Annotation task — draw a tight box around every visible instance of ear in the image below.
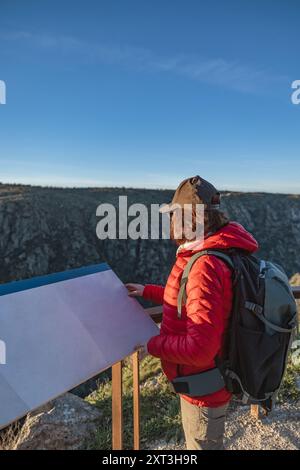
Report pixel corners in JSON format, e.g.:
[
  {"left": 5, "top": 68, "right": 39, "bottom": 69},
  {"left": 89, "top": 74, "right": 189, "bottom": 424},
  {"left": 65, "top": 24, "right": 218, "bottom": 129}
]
[
  {"left": 190, "top": 175, "right": 201, "bottom": 186},
  {"left": 211, "top": 193, "right": 221, "bottom": 205}
]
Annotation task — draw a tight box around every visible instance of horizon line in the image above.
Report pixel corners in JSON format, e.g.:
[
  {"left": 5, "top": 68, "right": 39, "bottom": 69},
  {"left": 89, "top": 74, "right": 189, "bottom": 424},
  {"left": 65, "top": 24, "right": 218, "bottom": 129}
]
[{"left": 1, "top": 180, "right": 300, "bottom": 196}]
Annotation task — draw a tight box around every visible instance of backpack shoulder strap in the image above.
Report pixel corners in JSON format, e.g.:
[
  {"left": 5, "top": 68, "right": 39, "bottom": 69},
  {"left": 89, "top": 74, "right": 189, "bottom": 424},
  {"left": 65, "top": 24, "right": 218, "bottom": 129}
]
[{"left": 177, "top": 249, "right": 234, "bottom": 319}]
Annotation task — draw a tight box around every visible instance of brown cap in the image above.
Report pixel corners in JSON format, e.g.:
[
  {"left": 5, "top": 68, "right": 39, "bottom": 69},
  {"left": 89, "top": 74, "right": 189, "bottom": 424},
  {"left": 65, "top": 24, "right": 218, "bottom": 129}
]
[{"left": 160, "top": 175, "right": 221, "bottom": 213}]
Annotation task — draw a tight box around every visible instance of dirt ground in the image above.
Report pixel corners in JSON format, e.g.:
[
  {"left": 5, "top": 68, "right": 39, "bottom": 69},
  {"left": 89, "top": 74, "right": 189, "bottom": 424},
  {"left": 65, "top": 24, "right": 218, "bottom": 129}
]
[{"left": 148, "top": 401, "right": 300, "bottom": 450}]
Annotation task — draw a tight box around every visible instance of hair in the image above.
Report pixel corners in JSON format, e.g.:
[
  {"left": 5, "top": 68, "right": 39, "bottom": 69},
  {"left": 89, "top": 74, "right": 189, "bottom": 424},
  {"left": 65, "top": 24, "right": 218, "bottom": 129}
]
[{"left": 170, "top": 205, "right": 230, "bottom": 246}]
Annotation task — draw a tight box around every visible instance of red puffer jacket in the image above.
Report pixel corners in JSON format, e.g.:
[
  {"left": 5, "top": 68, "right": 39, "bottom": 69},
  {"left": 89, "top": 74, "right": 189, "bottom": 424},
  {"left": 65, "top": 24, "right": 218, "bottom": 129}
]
[{"left": 144, "top": 222, "right": 259, "bottom": 408}]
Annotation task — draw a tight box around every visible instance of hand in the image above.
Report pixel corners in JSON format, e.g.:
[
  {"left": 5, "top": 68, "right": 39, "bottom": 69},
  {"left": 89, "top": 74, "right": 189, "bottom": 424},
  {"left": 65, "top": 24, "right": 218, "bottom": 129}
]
[
  {"left": 133, "top": 343, "right": 148, "bottom": 361},
  {"left": 125, "top": 283, "right": 145, "bottom": 297}
]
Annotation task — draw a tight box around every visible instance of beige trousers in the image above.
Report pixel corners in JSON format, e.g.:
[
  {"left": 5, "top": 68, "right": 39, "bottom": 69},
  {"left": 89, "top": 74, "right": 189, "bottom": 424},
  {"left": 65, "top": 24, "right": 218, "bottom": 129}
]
[{"left": 180, "top": 397, "right": 228, "bottom": 450}]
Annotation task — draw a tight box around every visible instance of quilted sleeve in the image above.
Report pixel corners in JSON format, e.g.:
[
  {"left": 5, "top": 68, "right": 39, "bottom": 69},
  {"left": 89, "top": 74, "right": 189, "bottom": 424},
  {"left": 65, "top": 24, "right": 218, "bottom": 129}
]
[
  {"left": 147, "top": 256, "right": 229, "bottom": 366},
  {"left": 143, "top": 284, "right": 165, "bottom": 305}
]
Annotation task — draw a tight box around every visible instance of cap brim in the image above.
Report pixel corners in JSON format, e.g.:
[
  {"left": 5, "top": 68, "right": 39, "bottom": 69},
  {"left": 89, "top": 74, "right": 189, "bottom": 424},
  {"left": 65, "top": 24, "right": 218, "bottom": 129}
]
[
  {"left": 159, "top": 202, "right": 183, "bottom": 213},
  {"left": 159, "top": 203, "right": 173, "bottom": 213}
]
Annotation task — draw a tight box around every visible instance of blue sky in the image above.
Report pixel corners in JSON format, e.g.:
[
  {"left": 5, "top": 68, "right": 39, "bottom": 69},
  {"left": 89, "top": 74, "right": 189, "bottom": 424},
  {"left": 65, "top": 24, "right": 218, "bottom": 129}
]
[{"left": 0, "top": 0, "right": 299, "bottom": 192}]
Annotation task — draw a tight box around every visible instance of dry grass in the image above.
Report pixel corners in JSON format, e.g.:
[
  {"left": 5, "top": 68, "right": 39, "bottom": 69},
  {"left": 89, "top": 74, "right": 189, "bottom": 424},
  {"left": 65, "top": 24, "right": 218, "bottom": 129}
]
[{"left": 0, "top": 422, "right": 22, "bottom": 450}]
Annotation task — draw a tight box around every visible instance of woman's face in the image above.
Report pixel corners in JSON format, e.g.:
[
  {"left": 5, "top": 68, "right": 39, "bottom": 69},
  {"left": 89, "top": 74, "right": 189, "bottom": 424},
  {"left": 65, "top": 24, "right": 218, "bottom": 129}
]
[
  {"left": 170, "top": 209, "right": 183, "bottom": 245},
  {"left": 170, "top": 205, "right": 204, "bottom": 245}
]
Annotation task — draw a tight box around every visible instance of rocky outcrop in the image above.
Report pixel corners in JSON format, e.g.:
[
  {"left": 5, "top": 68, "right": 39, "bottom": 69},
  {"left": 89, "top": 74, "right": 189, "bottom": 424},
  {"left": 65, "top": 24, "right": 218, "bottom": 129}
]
[
  {"left": 0, "top": 184, "right": 300, "bottom": 287},
  {"left": 11, "top": 393, "right": 102, "bottom": 450}
]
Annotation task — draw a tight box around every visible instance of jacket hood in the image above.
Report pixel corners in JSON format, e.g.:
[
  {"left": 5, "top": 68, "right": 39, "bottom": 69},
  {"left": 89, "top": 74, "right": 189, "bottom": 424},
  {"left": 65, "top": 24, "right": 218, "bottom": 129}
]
[{"left": 177, "top": 222, "right": 259, "bottom": 255}]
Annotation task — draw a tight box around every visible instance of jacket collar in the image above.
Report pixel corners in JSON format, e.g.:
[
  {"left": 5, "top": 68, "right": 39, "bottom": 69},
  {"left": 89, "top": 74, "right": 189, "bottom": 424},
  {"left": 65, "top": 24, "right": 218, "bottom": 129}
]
[{"left": 176, "top": 231, "right": 215, "bottom": 255}]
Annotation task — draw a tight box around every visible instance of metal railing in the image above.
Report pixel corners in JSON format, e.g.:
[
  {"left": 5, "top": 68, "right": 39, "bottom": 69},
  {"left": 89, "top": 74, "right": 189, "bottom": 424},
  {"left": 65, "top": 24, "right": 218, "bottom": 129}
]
[{"left": 111, "top": 286, "right": 300, "bottom": 449}]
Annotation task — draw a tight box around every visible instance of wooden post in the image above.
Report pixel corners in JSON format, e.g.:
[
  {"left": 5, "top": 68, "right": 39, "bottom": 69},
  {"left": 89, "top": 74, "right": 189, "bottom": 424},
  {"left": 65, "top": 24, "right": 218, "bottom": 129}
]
[
  {"left": 132, "top": 351, "right": 140, "bottom": 450},
  {"left": 110, "top": 306, "right": 162, "bottom": 450},
  {"left": 250, "top": 404, "right": 269, "bottom": 419},
  {"left": 112, "top": 361, "right": 123, "bottom": 450},
  {"left": 250, "top": 404, "right": 260, "bottom": 419}
]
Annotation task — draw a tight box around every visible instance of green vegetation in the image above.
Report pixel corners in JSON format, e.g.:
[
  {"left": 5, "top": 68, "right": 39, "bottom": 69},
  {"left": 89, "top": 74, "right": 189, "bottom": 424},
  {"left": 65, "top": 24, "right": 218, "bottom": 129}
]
[
  {"left": 86, "top": 349, "right": 300, "bottom": 449},
  {"left": 278, "top": 334, "right": 300, "bottom": 402},
  {"left": 281, "top": 362, "right": 300, "bottom": 401},
  {"left": 86, "top": 356, "right": 183, "bottom": 450},
  {"left": 278, "top": 361, "right": 300, "bottom": 403}
]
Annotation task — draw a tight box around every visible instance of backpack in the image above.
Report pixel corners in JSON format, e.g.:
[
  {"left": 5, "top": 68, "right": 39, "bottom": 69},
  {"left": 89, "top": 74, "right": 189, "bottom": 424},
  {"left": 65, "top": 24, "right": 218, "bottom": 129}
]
[{"left": 177, "top": 248, "right": 298, "bottom": 411}]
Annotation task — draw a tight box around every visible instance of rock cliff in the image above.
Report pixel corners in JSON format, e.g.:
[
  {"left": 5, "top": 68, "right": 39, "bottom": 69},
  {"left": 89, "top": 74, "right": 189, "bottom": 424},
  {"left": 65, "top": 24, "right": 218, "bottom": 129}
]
[{"left": 1, "top": 184, "right": 300, "bottom": 286}]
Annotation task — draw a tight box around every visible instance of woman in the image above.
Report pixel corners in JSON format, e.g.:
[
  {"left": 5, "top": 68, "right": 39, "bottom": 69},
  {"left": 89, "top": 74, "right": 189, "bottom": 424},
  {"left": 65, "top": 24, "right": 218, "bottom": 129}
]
[{"left": 126, "top": 175, "right": 259, "bottom": 450}]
